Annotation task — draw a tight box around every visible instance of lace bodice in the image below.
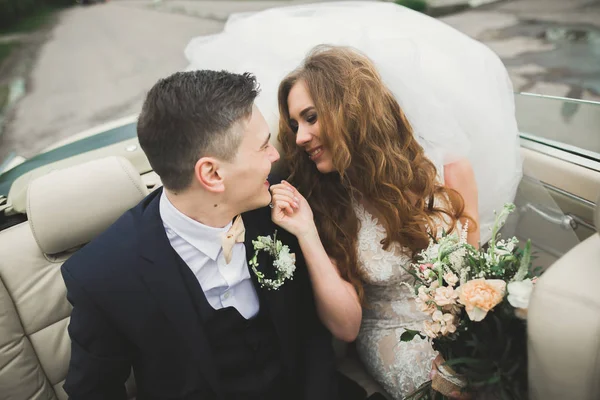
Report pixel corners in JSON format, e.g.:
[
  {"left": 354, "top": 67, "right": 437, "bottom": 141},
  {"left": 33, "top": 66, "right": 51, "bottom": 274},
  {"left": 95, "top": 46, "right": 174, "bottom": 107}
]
[{"left": 353, "top": 203, "right": 438, "bottom": 399}]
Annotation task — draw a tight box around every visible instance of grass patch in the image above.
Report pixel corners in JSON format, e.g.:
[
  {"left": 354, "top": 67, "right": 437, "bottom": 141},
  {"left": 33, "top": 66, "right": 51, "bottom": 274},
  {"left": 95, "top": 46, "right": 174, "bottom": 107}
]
[
  {"left": 0, "top": 5, "right": 63, "bottom": 35},
  {"left": 395, "top": 0, "right": 428, "bottom": 13},
  {"left": 0, "top": 42, "right": 19, "bottom": 67}
]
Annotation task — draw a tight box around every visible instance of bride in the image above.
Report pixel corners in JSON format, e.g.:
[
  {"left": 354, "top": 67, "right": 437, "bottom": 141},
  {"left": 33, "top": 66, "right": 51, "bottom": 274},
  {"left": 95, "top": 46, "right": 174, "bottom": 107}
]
[
  {"left": 270, "top": 44, "right": 478, "bottom": 398},
  {"left": 185, "top": 2, "right": 522, "bottom": 398},
  {"left": 184, "top": 1, "right": 522, "bottom": 242}
]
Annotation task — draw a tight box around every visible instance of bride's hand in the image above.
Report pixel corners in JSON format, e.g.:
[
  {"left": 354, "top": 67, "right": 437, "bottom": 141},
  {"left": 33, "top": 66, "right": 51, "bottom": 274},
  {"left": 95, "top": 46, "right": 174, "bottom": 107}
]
[{"left": 270, "top": 181, "right": 316, "bottom": 238}]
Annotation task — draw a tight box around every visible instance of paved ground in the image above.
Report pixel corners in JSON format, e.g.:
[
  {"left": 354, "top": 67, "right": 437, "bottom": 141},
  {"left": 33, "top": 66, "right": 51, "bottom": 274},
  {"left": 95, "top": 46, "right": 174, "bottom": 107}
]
[
  {"left": 0, "top": 2, "right": 224, "bottom": 160},
  {"left": 0, "top": 0, "right": 598, "bottom": 161},
  {"left": 441, "top": 0, "right": 600, "bottom": 100}
]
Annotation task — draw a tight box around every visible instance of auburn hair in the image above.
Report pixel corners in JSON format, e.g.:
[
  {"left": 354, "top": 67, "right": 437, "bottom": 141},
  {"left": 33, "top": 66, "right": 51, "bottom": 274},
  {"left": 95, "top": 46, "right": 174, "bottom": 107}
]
[{"left": 277, "top": 45, "right": 473, "bottom": 302}]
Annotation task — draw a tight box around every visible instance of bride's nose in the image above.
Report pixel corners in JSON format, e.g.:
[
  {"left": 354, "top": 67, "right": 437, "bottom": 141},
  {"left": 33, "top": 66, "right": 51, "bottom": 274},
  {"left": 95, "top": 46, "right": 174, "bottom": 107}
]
[{"left": 295, "top": 124, "right": 311, "bottom": 146}]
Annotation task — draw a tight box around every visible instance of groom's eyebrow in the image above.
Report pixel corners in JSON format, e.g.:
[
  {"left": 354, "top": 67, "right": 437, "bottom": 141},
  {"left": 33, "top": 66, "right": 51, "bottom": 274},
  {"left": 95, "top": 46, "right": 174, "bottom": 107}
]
[{"left": 261, "top": 133, "right": 271, "bottom": 148}]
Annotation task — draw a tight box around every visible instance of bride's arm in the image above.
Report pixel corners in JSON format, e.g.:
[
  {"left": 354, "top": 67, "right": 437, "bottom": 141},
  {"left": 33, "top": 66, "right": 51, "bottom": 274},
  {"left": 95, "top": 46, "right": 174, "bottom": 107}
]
[
  {"left": 444, "top": 158, "right": 480, "bottom": 247},
  {"left": 270, "top": 181, "right": 362, "bottom": 342},
  {"left": 297, "top": 231, "right": 362, "bottom": 342}
]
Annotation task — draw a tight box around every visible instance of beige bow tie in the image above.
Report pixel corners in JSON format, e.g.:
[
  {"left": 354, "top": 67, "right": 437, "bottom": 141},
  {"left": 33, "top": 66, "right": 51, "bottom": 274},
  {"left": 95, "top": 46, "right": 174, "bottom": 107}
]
[{"left": 221, "top": 215, "right": 245, "bottom": 264}]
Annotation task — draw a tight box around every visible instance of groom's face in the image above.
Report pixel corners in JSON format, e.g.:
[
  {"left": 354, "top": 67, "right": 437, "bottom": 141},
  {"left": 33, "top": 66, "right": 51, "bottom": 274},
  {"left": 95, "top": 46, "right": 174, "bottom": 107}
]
[{"left": 222, "top": 105, "right": 280, "bottom": 213}]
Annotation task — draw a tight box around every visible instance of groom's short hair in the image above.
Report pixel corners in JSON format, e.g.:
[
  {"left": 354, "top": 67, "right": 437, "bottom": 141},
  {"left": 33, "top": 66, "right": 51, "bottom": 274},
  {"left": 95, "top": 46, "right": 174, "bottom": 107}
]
[{"left": 137, "top": 70, "right": 260, "bottom": 192}]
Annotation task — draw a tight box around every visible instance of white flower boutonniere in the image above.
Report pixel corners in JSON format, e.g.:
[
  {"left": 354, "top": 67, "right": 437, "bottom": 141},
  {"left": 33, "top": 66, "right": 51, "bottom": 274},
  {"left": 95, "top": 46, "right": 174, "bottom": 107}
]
[{"left": 249, "top": 230, "right": 296, "bottom": 290}]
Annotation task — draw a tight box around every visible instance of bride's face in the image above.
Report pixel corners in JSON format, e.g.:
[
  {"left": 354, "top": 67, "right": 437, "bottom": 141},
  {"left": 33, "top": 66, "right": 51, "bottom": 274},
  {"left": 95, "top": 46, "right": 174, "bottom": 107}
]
[{"left": 287, "top": 81, "right": 334, "bottom": 174}]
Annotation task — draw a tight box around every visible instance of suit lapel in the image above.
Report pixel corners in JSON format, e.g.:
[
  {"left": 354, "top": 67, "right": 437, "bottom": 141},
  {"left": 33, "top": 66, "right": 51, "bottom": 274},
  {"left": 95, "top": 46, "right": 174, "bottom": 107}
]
[
  {"left": 242, "top": 210, "right": 294, "bottom": 370},
  {"left": 134, "top": 190, "right": 221, "bottom": 396}
]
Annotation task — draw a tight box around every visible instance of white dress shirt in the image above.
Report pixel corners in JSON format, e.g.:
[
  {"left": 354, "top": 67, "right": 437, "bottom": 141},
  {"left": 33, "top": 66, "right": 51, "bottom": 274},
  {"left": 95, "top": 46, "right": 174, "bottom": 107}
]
[{"left": 159, "top": 191, "right": 260, "bottom": 319}]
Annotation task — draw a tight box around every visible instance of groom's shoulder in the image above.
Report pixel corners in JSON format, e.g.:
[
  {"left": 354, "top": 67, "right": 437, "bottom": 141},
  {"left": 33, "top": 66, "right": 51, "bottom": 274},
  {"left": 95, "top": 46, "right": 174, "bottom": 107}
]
[{"left": 62, "top": 193, "right": 154, "bottom": 283}]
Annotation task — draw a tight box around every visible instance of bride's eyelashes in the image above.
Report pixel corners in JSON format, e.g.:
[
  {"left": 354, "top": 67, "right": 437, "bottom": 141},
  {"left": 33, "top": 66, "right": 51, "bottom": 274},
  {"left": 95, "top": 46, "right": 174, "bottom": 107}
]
[
  {"left": 289, "top": 114, "right": 318, "bottom": 134},
  {"left": 306, "top": 113, "right": 317, "bottom": 124}
]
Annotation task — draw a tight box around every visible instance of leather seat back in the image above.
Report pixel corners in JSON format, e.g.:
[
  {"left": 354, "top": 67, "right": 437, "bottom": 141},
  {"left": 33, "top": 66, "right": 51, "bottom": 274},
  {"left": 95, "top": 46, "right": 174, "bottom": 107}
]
[
  {"left": 528, "top": 196, "right": 600, "bottom": 400},
  {"left": 0, "top": 156, "right": 148, "bottom": 399}
]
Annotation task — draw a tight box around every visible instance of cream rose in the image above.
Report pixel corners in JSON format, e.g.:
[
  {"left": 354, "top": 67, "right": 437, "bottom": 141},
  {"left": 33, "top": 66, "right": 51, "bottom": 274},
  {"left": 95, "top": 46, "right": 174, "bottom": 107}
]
[
  {"left": 415, "top": 286, "right": 436, "bottom": 315},
  {"left": 432, "top": 310, "right": 457, "bottom": 336},
  {"left": 456, "top": 278, "right": 506, "bottom": 322},
  {"left": 434, "top": 286, "right": 459, "bottom": 306},
  {"left": 423, "top": 320, "right": 442, "bottom": 338}
]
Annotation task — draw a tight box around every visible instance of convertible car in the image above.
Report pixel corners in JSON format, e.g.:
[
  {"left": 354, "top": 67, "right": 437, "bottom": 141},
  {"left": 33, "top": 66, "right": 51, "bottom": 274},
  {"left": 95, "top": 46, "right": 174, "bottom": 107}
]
[{"left": 0, "top": 92, "right": 598, "bottom": 399}]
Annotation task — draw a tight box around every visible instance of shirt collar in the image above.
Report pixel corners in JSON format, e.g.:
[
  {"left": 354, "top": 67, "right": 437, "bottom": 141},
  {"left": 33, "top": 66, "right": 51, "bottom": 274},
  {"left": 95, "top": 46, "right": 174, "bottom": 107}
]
[{"left": 159, "top": 190, "right": 232, "bottom": 261}]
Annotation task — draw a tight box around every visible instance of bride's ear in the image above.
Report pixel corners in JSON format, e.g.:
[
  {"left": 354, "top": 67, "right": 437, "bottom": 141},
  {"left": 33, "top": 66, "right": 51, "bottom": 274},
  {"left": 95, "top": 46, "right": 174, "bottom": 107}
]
[{"left": 195, "top": 157, "right": 225, "bottom": 193}]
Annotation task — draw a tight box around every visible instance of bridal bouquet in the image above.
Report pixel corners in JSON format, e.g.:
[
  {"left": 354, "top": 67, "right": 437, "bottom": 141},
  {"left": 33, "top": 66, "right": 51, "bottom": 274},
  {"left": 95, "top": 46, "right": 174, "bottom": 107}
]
[{"left": 402, "top": 204, "right": 540, "bottom": 399}]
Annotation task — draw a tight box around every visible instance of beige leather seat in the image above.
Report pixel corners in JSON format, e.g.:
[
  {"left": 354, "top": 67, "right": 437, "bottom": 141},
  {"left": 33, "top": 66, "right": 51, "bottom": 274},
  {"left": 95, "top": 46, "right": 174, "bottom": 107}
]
[
  {"left": 528, "top": 196, "right": 600, "bottom": 400},
  {"left": 0, "top": 156, "right": 147, "bottom": 399}
]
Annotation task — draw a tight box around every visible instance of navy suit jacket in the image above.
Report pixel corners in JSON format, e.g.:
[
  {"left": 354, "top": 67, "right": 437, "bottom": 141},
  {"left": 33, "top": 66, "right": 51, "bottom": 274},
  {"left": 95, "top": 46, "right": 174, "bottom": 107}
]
[{"left": 61, "top": 184, "right": 358, "bottom": 400}]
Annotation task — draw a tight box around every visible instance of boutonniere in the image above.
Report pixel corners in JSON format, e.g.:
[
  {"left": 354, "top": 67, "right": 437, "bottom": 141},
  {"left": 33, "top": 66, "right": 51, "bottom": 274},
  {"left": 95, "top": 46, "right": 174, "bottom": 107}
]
[{"left": 249, "top": 230, "right": 296, "bottom": 290}]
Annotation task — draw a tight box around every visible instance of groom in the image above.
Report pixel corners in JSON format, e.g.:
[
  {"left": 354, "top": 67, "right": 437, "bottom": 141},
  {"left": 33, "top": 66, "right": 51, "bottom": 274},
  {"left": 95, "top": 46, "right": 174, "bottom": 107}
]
[{"left": 61, "top": 70, "right": 365, "bottom": 400}]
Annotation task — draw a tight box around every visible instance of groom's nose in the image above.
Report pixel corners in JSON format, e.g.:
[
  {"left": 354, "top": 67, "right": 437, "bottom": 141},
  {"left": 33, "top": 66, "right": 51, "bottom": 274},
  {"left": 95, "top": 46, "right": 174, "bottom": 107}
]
[{"left": 269, "top": 145, "right": 280, "bottom": 163}]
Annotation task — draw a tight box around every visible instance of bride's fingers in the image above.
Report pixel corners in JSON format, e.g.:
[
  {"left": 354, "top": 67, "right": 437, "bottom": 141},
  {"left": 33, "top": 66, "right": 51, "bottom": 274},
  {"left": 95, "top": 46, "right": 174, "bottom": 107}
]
[
  {"left": 283, "top": 182, "right": 307, "bottom": 204},
  {"left": 271, "top": 188, "right": 299, "bottom": 207},
  {"left": 281, "top": 180, "right": 300, "bottom": 197},
  {"left": 272, "top": 195, "right": 295, "bottom": 214}
]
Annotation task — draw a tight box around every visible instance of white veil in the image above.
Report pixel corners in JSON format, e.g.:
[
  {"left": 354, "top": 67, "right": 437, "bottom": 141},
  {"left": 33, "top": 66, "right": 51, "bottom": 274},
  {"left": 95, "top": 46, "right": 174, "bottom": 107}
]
[{"left": 184, "top": 1, "right": 523, "bottom": 243}]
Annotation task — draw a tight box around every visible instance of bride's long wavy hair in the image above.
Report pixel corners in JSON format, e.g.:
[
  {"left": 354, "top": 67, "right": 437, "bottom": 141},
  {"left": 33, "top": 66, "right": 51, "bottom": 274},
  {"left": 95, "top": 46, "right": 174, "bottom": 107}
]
[{"left": 277, "top": 45, "right": 472, "bottom": 302}]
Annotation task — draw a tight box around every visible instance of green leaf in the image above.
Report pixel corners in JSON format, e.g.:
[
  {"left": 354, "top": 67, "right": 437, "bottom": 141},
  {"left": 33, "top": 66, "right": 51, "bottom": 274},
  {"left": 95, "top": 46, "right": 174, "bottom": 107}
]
[
  {"left": 400, "top": 329, "right": 426, "bottom": 342},
  {"left": 512, "top": 239, "right": 531, "bottom": 281}
]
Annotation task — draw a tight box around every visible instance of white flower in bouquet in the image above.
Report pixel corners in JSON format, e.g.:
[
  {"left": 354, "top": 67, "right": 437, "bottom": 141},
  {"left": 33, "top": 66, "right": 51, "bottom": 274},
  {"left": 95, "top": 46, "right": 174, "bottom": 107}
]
[
  {"left": 415, "top": 286, "right": 437, "bottom": 315},
  {"left": 424, "top": 310, "right": 458, "bottom": 338},
  {"left": 423, "top": 320, "right": 442, "bottom": 338},
  {"left": 507, "top": 278, "right": 535, "bottom": 319},
  {"left": 443, "top": 272, "right": 459, "bottom": 287}
]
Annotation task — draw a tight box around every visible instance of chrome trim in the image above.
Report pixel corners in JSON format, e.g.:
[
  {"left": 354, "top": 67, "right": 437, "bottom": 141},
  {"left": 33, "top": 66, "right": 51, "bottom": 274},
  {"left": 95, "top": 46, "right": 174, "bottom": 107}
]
[
  {"left": 520, "top": 132, "right": 600, "bottom": 162},
  {"left": 517, "top": 92, "right": 600, "bottom": 106},
  {"left": 533, "top": 178, "right": 597, "bottom": 209},
  {"left": 519, "top": 137, "right": 600, "bottom": 173}
]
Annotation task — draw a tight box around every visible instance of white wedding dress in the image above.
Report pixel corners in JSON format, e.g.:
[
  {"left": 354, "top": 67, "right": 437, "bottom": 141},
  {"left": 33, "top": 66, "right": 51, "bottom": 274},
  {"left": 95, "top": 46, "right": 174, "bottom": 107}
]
[{"left": 184, "top": 1, "right": 523, "bottom": 244}]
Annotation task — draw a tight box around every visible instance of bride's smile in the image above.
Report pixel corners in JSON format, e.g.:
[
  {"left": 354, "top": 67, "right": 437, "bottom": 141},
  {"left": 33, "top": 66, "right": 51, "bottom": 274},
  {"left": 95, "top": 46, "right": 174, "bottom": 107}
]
[{"left": 286, "top": 80, "right": 335, "bottom": 174}]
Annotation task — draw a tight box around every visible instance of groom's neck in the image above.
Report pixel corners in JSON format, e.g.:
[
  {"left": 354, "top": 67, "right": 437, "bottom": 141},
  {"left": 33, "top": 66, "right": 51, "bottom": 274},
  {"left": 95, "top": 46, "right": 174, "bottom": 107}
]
[{"left": 164, "top": 188, "right": 235, "bottom": 229}]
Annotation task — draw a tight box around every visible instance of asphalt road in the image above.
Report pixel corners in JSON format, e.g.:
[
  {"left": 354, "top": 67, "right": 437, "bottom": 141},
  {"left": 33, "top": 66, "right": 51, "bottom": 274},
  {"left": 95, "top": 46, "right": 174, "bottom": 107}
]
[{"left": 0, "top": 1, "right": 224, "bottom": 160}]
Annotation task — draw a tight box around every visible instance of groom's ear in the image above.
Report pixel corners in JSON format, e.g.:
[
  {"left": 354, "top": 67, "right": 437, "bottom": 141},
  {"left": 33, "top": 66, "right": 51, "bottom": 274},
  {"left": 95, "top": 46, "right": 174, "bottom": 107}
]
[{"left": 195, "top": 157, "right": 225, "bottom": 193}]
